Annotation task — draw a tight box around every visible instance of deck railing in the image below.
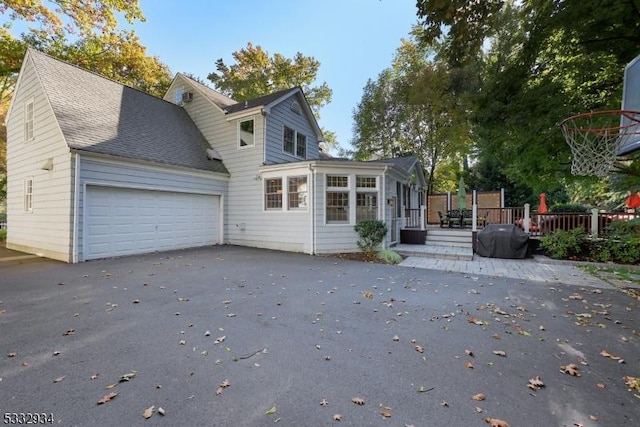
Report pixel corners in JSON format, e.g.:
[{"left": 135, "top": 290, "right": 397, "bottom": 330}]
[{"left": 404, "top": 208, "right": 424, "bottom": 229}]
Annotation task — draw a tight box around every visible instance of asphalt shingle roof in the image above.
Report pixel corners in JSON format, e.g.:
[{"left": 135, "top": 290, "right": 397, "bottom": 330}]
[
  {"left": 370, "top": 156, "right": 420, "bottom": 174},
  {"left": 223, "top": 87, "right": 299, "bottom": 114},
  {"left": 28, "top": 49, "right": 227, "bottom": 174},
  {"left": 179, "top": 74, "right": 236, "bottom": 110}
]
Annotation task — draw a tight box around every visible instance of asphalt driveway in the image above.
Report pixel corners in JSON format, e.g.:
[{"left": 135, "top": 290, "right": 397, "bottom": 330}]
[{"left": 1, "top": 246, "right": 639, "bottom": 426}]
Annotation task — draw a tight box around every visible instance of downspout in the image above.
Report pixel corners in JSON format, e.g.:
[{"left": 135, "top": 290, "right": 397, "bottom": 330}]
[
  {"left": 381, "top": 166, "right": 388, "bottom": 249},
  {"left": 72, "top": 152, "right": 80, "bottom": 263},
  {"left": 261, "top": 108, "right": 267, "bottom": 164},
  {"left": 310, "top": 163, "right": 316, "bottom": 255}
]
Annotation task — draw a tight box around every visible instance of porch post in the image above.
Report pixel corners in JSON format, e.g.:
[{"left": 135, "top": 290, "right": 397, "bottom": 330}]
[
  {"left": 591, "top": 208, "right": 599, "bottom": 238},
  {"left": 401, "top": 205, "right": 406, "bottom": 229},
  {"left": 524, "top": 203, "right": 530, "bottom": 233},
  {"left": 420, "top": 205, "right": 425, "bottom": 231},
  {"left": 472, "top": 204, "right": 478, "bottom": 232}
]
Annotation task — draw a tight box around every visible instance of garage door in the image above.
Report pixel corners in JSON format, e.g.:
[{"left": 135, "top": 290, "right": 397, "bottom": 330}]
[{"left": 84, "top": 186, "right": 220, "bottom": 260}]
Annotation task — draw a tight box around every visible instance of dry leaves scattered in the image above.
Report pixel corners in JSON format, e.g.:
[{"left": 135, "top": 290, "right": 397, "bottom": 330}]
[
  {"left": 97, "top": 392, "right": 118, "bottom": 404},
  {"left": 472, "top": 393, "right": 486, "bottom": 401},
  {"left": 623, "top": 376, "right": 640, "bottom": 392},
  {"left": 486, "top": 417, "right": 510, "bottom": 427},
  {"left": 363, "top": 291, "right": 373, "bottom": 299},
  {"left": 332, "top": 414, "right": 342, "bottom": 421},
  {"left": 600, "top": 349, "right": 624, "bottom": 363},
  {"left": 53, "top": 375, "right": 65, "bottom": 383},
  {"left": 320, "top": 398, "right": 328, "bottom": 406},
  {"left": 492, "top": 350, "right": 506, "bottom": 357},
  {"left": 414, "top": 345, "right": 424, "bottom": 354},
  {"left": 465, "top": 349, "right": 474, "bottom": 357},
  {"left": 351, "top": 397, "right": 365, "bottom": 405},
  {"left": 465, "top": 361, "right": 474, "bottom": 369},
  {"left": 560, "top": 363, "right": 581, "bottom": 376},
  {"left": 216, "top": 379, "right": 230, "bottom": 395},
  {"left": 527, "top": 376, "right": 544, "bottom": 391},
  {"left": 142, "top": 405, "right": 154, "bottom": 419}
]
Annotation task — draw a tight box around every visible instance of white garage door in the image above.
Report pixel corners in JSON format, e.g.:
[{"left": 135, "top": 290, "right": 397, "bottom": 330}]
[{"left": 85, "top": 186, "right": 220, "bottom": 260}]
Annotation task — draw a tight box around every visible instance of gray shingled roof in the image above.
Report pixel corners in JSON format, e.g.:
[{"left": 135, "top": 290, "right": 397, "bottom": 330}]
[
  {"left": 223, "top": 87, "right": 299, "bottom": 114},
  {"left": 372, "top": 156, "right": 420, "bottom": 174},
  {"left": 28, "top": 49, "right": 227, "bottom": 174}
]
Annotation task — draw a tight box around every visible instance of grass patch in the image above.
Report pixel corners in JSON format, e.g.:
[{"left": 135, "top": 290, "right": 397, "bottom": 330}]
[
  {"left": 0, "top": 229, "right": 6, "bottom": 242},
  {"left": 377, "top": 249, "right": 402, "bottom": 264},
  {"left": 581, "top": 265, "right": 640, "bottom": 286}
]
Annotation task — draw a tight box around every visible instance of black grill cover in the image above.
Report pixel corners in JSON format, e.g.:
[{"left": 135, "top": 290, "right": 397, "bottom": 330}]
[{"left": 476, "top": 224, "right": 529, "bottom": 259}]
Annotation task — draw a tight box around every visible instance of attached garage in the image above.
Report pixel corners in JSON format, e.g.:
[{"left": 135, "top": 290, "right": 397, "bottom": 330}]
[{"left": 83, "top": 186, "right": 222, "bottom": 260}]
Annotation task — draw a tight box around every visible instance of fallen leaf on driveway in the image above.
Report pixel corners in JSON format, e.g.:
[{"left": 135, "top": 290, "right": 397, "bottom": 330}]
[
  {"left": 142, "top": 405, "right": 154, "bottom": 419},
  {"left": 528, "top": 376, "right": 544, "bottom": 391},
  {"left": 216, "top": 379, "right": 230, "bottom": 395},
  {"left": 600, "top": 349, "right": 624, "bottom": 363},
  {"left": 7, "top": 352, "right": 17, "bottom": 358},
  {"left": 363, "top": 291, "right": 373, "bottom": 299},
  {"left": 465, "top": 361, "right": 474, "bottom": 369},
  {"left": 414, "top": 345, "right": 424, "bottom": 353},
  {"left": 623, "top": 376, "right": 640, "bottom": 392},
  {"left": 119, "top": 371, "right": 137, "bottom": 382},
  {"left": 380, "top": 411, "right": 391, "bottom": 418},
  {"left": 597, "top": 383, "right": 605, "bottom": 389},
  {"left": 472, "top": 393, "right": 486, "bottom": 401},
  {"left": 320, "top": 398, "right": 328, "bottom": 406},
  {"left": 351, "top": 397, "right": 365, "bottom": 405},
  {"left": 332, "top": 414, "right": 342, "bottom": 421},
  {"left": 465, "top": 349, "right": 474, "bottom": 357},
  {"left": 485, "top": 417, "right": 510, "bottom": 427},
  {"left": 158, "top": 407, "right": 165, "bottom": 416},
  {"left": 560, "top": 363, "right": 581, "bottom": 376},
  {"left": 265, "top": 406, "right": 277, "bottom": 415},
  {"left": 493, "top": 350, "right": 506, "bottom": 357},
  {"left": 214, "top": 336, "right": 226, "bottom": 344},
  {"left": 63, "top": 329, "right": 75, "bottom": 336},
  {"left": 53, "top": 375, "right": 65, "bottom": 383},
  {"left": 469, "top": 316, "right": 484, "bottom": 325},
  {"left": 97, "top": 392, "right": 118, "bottom": 404}
]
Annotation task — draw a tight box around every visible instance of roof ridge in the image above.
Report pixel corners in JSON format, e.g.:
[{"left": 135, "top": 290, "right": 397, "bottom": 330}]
[{"left": 27, "top": 47, "right": 173, "bottom": 104}]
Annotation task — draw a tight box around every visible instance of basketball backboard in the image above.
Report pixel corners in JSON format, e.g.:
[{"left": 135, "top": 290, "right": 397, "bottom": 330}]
[{"left": 618, "top": 53, "right": 640, "bottom": 155}]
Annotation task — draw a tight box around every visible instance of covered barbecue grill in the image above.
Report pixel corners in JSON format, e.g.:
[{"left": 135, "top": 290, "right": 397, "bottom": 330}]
[{"left": 476, "top": 224, "right": 529, "bottom": 259}]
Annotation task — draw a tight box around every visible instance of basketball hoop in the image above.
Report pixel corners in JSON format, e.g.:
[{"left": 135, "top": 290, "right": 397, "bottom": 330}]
[{"left": 559, "top": 110, "right": 640, "bottom": 176}]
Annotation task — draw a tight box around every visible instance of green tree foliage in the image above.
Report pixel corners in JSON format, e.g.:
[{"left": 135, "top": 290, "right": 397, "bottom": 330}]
[
  {"left": 207, "top": 42, "right": 334, "bottom": 150},
  {"left": 417, "top": 0, "right": 640, "bottom": 197},
  {"left": 351, "top": 32, "right": 474, "bottom": 193},
  {"left": 208, "top": 42, "right": 332, "bottom": 117}
]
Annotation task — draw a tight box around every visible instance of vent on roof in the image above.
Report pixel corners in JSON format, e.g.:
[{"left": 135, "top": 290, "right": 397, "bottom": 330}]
[
  {"left": 182, "top": 92, "right": 193, "bottom": 103},
  {"left": 206, "top": 148, "right": 222, "bottom": 161}
]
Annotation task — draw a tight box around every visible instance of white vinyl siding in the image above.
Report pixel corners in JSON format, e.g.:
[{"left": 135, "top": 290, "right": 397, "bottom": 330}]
[{"left": 6, "top": 53, "right": 73, "bottom": 262}]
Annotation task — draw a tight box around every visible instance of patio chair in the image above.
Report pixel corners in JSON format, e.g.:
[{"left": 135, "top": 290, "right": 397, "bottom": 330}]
[
  {"left": 447, "top": 209, "right": 462, "bottom": 227},
  {"left": 462, "top": 209, "right": 473, "bottom": 228},
  {"left": 437, "top": 211, "right": 449, "bottom": 228}
]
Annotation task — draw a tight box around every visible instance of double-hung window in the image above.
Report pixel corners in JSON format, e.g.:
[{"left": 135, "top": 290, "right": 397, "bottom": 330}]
[
  {"left": 25, "top": 99, "right": 34, "bottom": 141},
  {"left": 288, "top": 176, "right": 308, "bottom": 209},
  {"left": 326, "top": 175, "right": 349, "bottom": 224},
  {"left": 283, "top": 126, "right": 307, "bottom": 159},
  {"left": 356, "top": 176, "right": 378, "bottom": 222},
  {"left": 239, "top": 118, "right": 255, "bottom": 148},
  {"left": 24, "top": 177, "right": 33, "bottom": 212},
  {"left": 265, "top": 178, "right": 283, "bottom": 209}
]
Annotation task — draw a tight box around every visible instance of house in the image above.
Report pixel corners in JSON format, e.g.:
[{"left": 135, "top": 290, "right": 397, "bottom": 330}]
[{"left": 4, "top": 49, "right": 426, "bottom": 262}]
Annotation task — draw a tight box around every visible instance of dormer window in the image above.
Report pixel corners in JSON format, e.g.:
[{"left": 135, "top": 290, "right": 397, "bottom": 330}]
[
  {"left": 238, "top": 118, "right": 255, "bottom": 148},
  {"left": 173, "top": 87, "right": 184, "bottom": 105}
]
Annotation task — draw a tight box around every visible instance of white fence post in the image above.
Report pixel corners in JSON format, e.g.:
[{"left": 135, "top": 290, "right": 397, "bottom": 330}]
[
  {"left": 420, "top": 205, "right": 425, "bottom": 231},
  {"left": 591, "top": 208, "right": 599, "bottom": 238},
  {"left": 524, "top": 203, "right": 531, "bottom": 233},
  {"left": 472, "top": 204, "right": 478, "bottom": 231}
]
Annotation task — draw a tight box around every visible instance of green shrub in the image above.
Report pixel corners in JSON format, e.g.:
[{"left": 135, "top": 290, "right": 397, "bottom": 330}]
[
  {"left": 0, "top": 229, "right": 6, "bottom": 242},
  {"left": 0, "top": 213, "right": 6, "bottom": 222},
  {"left": 592, "top": 218, "right": 640, "bottom": 264},
  {"left": 550, "top": 203, "right": 589, "bottom": 213},
  {"left": 377, "top": 249, "right": 402, "bottom": 264},
  {"left": 354, "top": 220, "right": 387, "bottom": 253},
  {"left": 540, "top": 228, "right": 586, "bottom": 259}
]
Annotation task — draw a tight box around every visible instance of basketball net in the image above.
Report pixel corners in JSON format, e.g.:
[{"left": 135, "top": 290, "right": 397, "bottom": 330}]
[{"left": 559, "top": 110, "right": 640, "bottom": 177}]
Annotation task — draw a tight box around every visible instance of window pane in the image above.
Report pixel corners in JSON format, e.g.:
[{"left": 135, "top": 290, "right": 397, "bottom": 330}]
[
  {"left": 283, "top": 126, "right": 294, "bottom": 154},
  {"left": 265, "top": 178, "right": 282, "bottom": 209},
  {"left": 296, "top": 133, "right": 306, "bottom": 159},
  {"left": 239, "top": 119, "right": 254, "bottom": 147},
  {"left": 356, "top": 192, "right": 377, "bottom": 221},
  {"left": 326, "top": 191, "right": 349, "bottom": 223},
  {"left": 356, "top": 176, "right": 376, "bottom": 188},
  {"left": 327, "top": 175, "right": 348, "bottom": 188},
  {"left": 288, "top": 176, "right": 307, "bottom": 209}
]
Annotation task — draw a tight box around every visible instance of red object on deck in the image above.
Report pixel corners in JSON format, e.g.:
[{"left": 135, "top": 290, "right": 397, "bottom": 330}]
[
  {"left": 538, "top": 193, "right": 548, "bottom": 214},
  {"left": 625, "top": 191, "right": 640, "bottom": 209}
]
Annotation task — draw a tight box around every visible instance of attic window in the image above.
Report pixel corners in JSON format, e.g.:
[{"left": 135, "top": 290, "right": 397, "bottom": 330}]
[
  {"left": 290, "top": 101, "right": 301, "bottom": 115},
  {"left": 24, "top": 98, "right": 34, "bottom": 141},
  {"left": 173, "top": 87, "right": 184, "bottom": 104}
]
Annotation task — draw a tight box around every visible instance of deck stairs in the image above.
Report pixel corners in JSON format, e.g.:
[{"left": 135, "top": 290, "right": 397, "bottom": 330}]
[{"left": 394, "top": 228, "right": 474, "bottom": 261}]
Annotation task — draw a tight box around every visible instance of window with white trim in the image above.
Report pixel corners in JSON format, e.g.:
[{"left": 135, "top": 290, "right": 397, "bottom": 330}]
[
  {"left": 24, "top": 177, "right": 33, "bottom": 212},
  {"left": 24, "top": 99, "right": 34, "bottom": 141},
  {"left": 356, "top": 176, "right": 378, "bottom": 222},
  {"left": 173, "top": 87, "right": 184, "bottom": 104},
  {"left": 238, "top": 118, "right": 255, "bottom": 148},
  {"left": 265, "top": 178, "right": 283, "bottom": 209},
  {"left": 283, "top": 125, "right": 307, "bottom": 159},
  {"left": 288, "top": 176, "right": 308, "bottom": 209},
  {"left": 326, "top": 175, "right": 349, "bottom": 224}
]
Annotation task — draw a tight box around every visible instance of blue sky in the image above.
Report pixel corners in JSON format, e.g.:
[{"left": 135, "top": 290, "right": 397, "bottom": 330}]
[{"left": 132, "top": 0, "right": 420, "bottom": 152}]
